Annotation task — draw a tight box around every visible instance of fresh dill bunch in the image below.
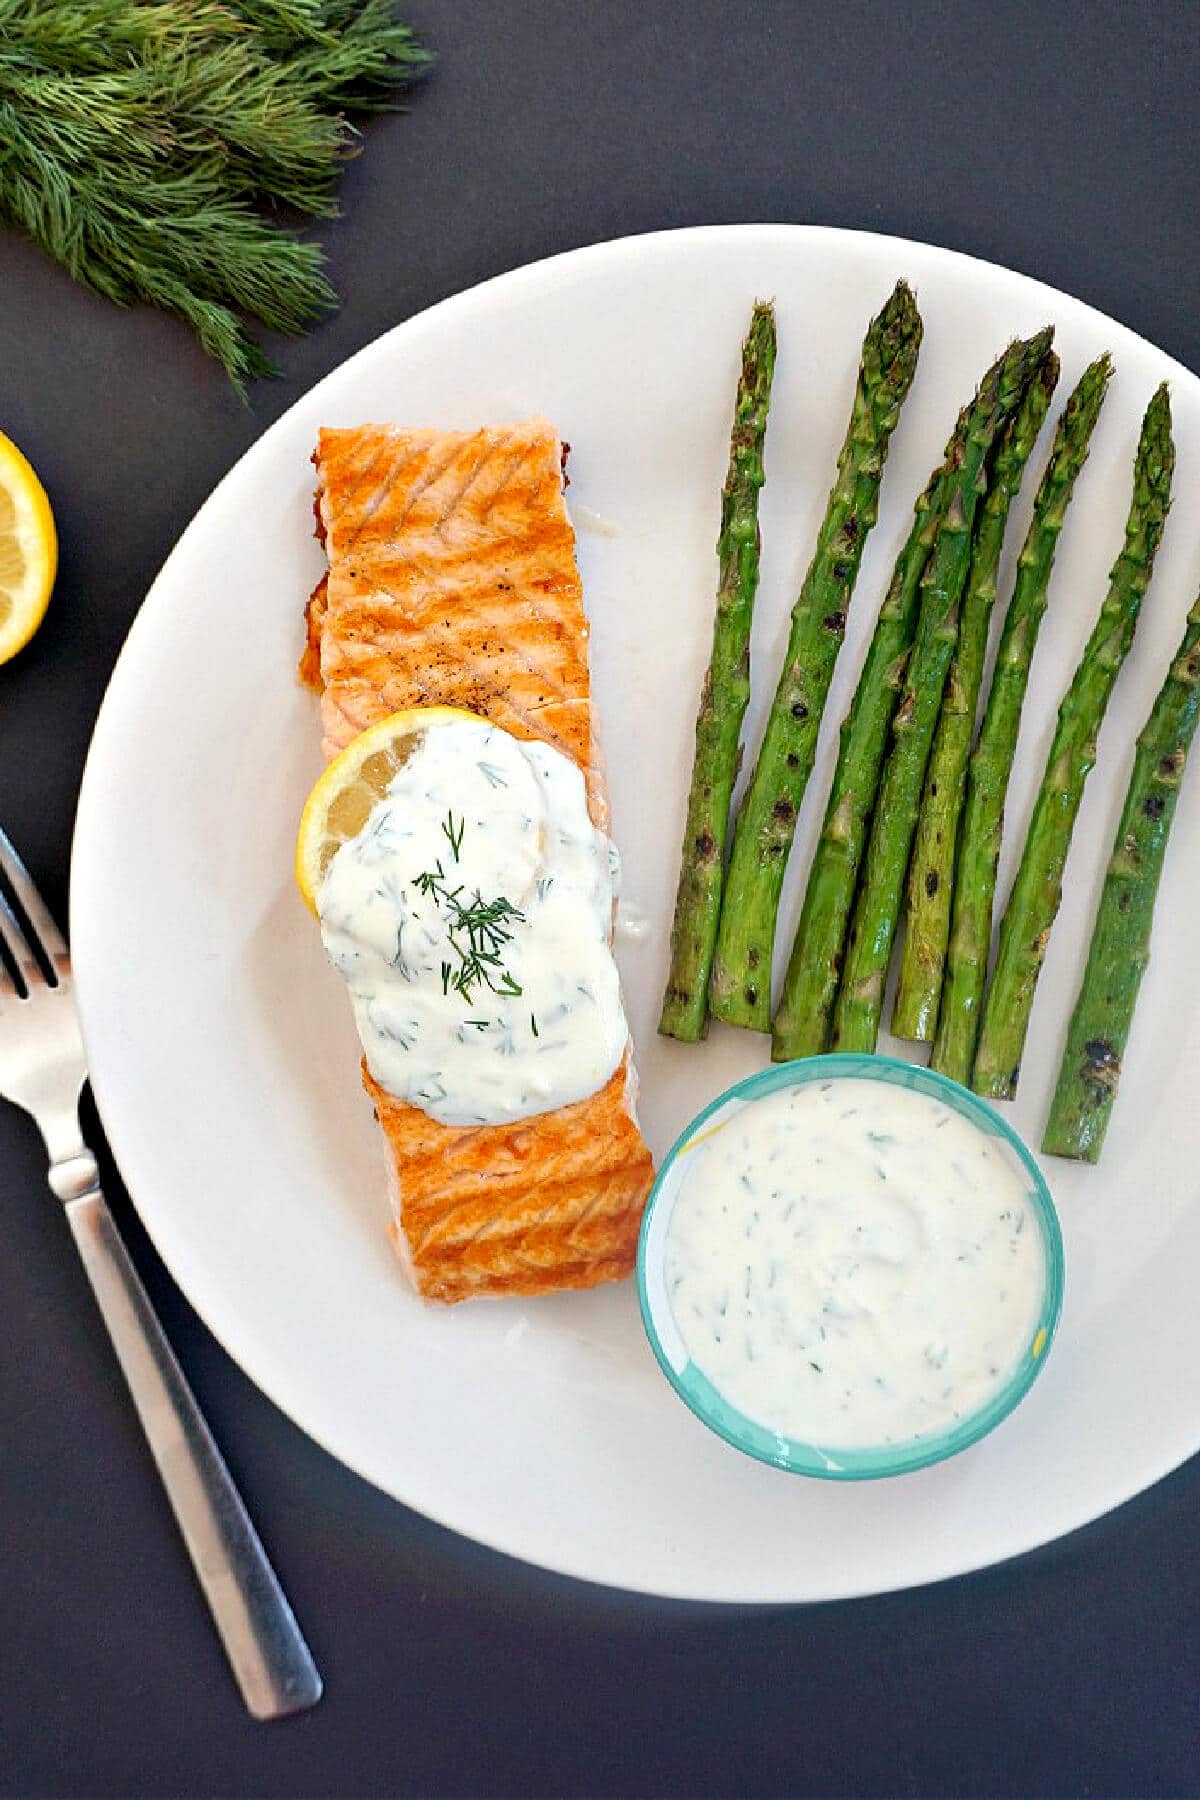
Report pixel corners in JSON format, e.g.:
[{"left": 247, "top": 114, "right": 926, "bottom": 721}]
[{"left": 0, "top": 0, "right": 431, "bottom": 390}]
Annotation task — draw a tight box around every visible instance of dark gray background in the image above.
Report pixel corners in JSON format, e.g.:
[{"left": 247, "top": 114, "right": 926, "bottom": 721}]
[{"left": 2, "top": 2, "right": 1198, "bottom": 1794}]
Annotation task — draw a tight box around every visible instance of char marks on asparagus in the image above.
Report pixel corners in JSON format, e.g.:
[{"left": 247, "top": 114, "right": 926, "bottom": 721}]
[
  {"left": 708, "top": 280, "right": 923, "bottom": 1033},
  {"left": 659, "top": 302, "right": 778, "bottom": 1043},
  {"left": 931, "top": 354, "right": 1113, "bottom": 1084},
  {"left": 892, "top": 351, "right": 1060, "bottom": 1042},
  {"left": 972, "top": 382, "right": 1174, "bottom": 1100},
  {"left": 830, "top": 328, "right": 1054, "bottom": 1056}
]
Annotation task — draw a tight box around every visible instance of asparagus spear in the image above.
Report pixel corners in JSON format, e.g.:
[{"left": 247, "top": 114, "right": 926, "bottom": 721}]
[
  {"left": 770, "top": 414, "right": 968, "bottom": 1061},
  {"left": 972, "top": 383, "right": 1174, "bottom": 1100},
  {"left": 706, "top": 280, "right": 923, "bottom": 1032},
  {"left": 829, "top": 327, "right": 1053, "bottom": 1055},
  {"left": 891, "top": 352, "right": 1060, "bottom": 1040},
  {"left": 659, "top": 302, "right": 778, "bottom": 1041},
  {"left": 1043, "top": 589, "right": 1200, "bottom": 1160},
  {"left": 931, "top": 356, "right": 1113, "bottom": 1084}
]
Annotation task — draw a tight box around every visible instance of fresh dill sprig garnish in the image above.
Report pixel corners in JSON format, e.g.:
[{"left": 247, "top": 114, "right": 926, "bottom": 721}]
[
  {"left": 415, "top": 861, "right": 463, "bottom": 910},
  {"left": 0, "top": 0, "right": 432, "bottom": 391},
  {"left": 442, "top": 811, "right": 465, "bottom": 863},
  {"left": 417, "top": 860, "right": 525, "bottom": 1005}
]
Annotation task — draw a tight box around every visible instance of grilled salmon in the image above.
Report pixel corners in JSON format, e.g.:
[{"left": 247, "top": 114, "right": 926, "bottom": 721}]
[{"left": 303, "top": 417, "right": 654, "bottom": 1303}]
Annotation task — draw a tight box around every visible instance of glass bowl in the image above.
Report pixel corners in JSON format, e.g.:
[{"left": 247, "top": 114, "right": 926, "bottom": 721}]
[{"left": 637, "top": 1053, "right": 1064, "bottom": 1480}]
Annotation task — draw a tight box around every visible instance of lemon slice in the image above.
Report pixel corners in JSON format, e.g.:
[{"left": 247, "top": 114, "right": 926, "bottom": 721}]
[
  {"left": 0, "top": 431, "right": 57, "bottom": 666},
  {"left": 295, "top": 705, "right": 483, "bottom": 913}
]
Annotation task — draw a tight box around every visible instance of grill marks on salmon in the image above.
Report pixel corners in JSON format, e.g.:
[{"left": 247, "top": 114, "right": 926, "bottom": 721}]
[
  {"left": 308, "top": 423, "right": 602, "bottom": 807},
  {"left": 365, "top": 1063, "right": 650, "bottom": 1305},
  {"left": 306, "top": 417, "right": 653, "bottom": 1303}
]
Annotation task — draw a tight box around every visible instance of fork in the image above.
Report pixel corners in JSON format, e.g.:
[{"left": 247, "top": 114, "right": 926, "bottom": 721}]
[{"left": 0, "top": 826, "right": 322, "bottom": 1720}]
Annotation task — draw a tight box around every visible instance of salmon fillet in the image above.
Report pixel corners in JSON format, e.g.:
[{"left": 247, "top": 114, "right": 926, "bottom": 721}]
[{"left": 305, "top": 416, "right": 654, "bottom": 1304}]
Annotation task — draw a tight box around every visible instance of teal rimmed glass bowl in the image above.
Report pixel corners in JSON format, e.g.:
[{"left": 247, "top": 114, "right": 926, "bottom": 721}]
[{"left": 637, "top": 1054, "right": 1064, "bottom": 1480}]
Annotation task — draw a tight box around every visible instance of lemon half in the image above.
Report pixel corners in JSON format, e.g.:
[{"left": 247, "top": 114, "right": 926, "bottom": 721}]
[
  {"left": 295, "top": 705, "right": 484, "bottom": 913},
  {"left": 0, "top": 431, "right": 57, "bottom": 666}
]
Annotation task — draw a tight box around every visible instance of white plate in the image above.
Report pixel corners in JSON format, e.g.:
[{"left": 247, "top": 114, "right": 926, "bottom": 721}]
[{"left": 72, "top": 226, "right": 1200, "bottom": 1602}]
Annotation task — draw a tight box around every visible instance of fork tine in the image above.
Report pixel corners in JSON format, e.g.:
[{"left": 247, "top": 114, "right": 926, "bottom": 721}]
[
  {"left": 0, "top": 825, "right": 68, "bottom": 962},
  {"left": 0, "top": 882, "right": 39, "bottom": 991}
]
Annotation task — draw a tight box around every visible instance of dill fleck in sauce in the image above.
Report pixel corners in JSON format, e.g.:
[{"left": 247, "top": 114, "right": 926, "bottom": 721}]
[
  {"left": 317, "top": 717, "right": 627, "bottom": 1126},
  {"left": 664, "top": 1079, "right": 1045, "bottom": 1449}
]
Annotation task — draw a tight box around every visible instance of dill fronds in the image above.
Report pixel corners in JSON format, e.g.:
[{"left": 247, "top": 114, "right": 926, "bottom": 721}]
[
  {"left": 0, "top": 0, "right": 431, "bottom": 391},
  {"left": 415, "top": 858, "right": 526, "bottom": 1006}
]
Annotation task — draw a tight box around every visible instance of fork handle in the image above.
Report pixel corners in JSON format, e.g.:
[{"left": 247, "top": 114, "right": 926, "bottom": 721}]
[{"left": 65, "top": 1189, "right": 323, "bottom": 1719}]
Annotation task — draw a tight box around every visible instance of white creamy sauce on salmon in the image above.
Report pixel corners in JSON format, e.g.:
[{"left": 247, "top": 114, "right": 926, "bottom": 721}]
[
  {"left": 664, "top": 1079, "right": 1045, "bottom": 1449},
  {"left": 318, "top": 718, "right": 627, "bottom": 1127}
]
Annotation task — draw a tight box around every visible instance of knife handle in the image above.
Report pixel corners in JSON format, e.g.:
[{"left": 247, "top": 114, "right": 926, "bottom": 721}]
[{"left": 65, "top": 1187, "right": 323, "bottom": 1720}]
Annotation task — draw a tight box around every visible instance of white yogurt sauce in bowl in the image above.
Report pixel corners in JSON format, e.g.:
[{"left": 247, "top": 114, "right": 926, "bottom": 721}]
[{"left": 638, "top": 1056, "right": 1063, "bottom": 1479}]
